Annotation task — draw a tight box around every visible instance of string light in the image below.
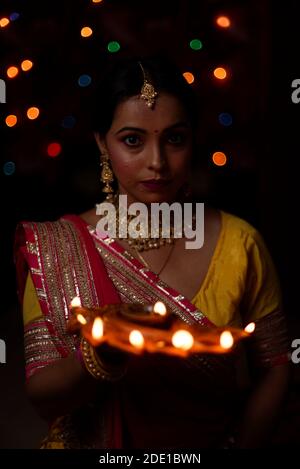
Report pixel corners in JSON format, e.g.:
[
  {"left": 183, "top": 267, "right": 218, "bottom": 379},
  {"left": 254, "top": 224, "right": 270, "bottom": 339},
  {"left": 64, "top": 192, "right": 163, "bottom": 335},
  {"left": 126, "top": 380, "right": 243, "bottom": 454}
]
[
  {"left": 189, "top": 39, "right": 203, "bottom": 50},
  {"left": 81, "top": 27, "right": 93, "bottom": 38},
  {"left": 216, "top": 16, "right": 231, "bottom": 28},
  {"left": 183, "top": 72, "right": 195, "bottom": 84},
  {"left": 213, "top": 67, "right": 227, "bottom": 80},
  {"left": 7, "top": 66, "right": 19, "bottom": 79},
  {"left": 47, "top": 142, "right": 62, "bottom": 158},
  {"left": 27, "top": 107, "right": 40, "bottom": 120},
  {"left": 5, "top": 115, "right": 17, "bottom": 127},
  {"left": 3, "top": 161, "right": 16, "bottom": 176},
  {"left": 212, "top": 151, "right": 227, "bottom": 166},
  {"left": 0, "top": 18, "right": 10, "bottom": 28},
  {"left": 21, "top": 60, "right": 33, "bottom": 72},
  {"left": 78, "top": 74, "right": 92, "bottom": 87},
  {"left": 107, "top": 41, "right": 120, "bottom": 53}
]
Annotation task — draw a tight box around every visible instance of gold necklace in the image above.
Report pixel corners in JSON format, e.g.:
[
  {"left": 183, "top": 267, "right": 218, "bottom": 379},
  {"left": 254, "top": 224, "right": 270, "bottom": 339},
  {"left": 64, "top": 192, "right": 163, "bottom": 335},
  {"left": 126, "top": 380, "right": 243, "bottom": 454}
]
[
  {"left": 99, "top": 193, "right": 195, "bottom": 252},
  {"left": 135, "top": 242, "right": 175, "bottom": 276},
  {"left": 113, "top": 202, "right": 176, "bottom": 252}
]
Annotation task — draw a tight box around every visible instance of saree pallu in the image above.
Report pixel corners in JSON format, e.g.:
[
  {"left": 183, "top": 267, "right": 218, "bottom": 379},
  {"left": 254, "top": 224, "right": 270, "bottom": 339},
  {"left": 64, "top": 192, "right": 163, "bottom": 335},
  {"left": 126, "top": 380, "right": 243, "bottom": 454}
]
[
  {"left": 15, "top": 215, "right": 122, "bottom": 448},
  {"left": 15, "top": 214, "right": 288, "bottom": 448}
]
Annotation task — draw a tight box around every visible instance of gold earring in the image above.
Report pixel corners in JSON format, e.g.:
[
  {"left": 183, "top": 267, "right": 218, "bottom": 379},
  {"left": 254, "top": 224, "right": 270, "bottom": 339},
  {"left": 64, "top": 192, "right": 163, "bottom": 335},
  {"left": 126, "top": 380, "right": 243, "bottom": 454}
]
[{"left": 100, "top": 153, "right": 114, "bottom": 201}]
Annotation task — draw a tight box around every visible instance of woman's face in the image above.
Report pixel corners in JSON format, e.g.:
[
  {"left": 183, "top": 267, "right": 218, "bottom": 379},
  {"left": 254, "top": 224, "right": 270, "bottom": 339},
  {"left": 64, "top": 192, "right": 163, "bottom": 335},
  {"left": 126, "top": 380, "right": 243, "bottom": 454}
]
[{"left": 96, "top": 93, "right": 194, "bottom": 205}]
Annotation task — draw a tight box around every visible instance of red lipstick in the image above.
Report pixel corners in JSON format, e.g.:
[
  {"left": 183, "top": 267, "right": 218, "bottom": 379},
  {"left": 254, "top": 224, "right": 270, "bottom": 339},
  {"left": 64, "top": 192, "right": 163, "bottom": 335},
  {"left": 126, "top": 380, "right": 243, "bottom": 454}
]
[{"left": 140, "top": 179, "right": 170, "bottom": 191}]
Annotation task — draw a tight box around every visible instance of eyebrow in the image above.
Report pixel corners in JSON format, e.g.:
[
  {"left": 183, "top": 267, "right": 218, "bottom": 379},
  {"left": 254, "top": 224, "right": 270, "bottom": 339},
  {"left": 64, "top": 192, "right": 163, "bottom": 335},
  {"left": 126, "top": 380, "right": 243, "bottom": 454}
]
[{"left": 114, "top": 121, "right": 190, "bottom": 135}]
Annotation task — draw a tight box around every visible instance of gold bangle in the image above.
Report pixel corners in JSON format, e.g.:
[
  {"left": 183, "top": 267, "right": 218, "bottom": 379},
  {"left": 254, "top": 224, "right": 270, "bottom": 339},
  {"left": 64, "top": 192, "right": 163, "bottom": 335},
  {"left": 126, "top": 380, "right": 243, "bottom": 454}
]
[{"left": 80, "top": 338, "right": 127, "bottom": 381}]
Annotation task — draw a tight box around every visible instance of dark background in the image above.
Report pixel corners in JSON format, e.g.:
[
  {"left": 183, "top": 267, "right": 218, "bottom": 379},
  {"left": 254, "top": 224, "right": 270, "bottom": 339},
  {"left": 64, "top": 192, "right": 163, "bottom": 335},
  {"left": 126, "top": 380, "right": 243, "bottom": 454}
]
[{"left": 0, "top": 0, "right": 299, "bottom": 448}]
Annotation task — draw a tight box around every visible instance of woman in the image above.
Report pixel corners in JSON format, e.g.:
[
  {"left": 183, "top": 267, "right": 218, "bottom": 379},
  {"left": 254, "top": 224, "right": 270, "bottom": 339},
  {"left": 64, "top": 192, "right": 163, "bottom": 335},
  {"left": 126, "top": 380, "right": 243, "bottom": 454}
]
[{"left": 14, "top": 56, "right": 290, "bottom": 449}]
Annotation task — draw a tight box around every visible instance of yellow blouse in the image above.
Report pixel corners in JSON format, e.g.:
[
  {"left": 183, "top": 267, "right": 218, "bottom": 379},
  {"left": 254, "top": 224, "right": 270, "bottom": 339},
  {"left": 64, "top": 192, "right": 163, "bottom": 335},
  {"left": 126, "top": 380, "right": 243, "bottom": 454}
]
[{"left": 23, "top": 211, "right": 282, "bottom": 328}]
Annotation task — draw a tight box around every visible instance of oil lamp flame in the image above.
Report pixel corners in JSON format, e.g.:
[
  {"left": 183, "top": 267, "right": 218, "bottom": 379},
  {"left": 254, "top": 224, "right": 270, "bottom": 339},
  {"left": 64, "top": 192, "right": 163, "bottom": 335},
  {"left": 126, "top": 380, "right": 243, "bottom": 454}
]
[
  {"left": 67, "top": 301, "right": 251, "bottom": 357},
  {"left": 129, "top": 330, "right": 144, "bottom": 348},
  {"left": 220, "top": 330, "right": 234, "bottom": 349},
  {"left": 77, "top": 313, "right": 87, "bottom": 325},
  {"left": 153, "top": 301, "right": 167, "bottom": 316},
  {"left": 171, "top": 330, "right": 194, "bottom": 351},
  {"left": 92, "top": 317, "right": 103, "bottom": 340},
  {"left": 71, "top": 296, "right": 81, "bottom": 308},
  {"left": 244, "top": 322, "right": 255, "bottom": 333}
]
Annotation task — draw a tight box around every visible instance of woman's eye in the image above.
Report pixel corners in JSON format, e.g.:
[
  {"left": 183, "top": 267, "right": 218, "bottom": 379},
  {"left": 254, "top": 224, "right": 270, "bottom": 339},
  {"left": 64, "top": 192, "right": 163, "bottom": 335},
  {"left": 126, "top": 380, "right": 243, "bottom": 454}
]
[
  {"left": 168, "top": 133, "right": 185, "bottom": 145},
  {"left": 123, "top": 135, "right": 141, "bottom": 146}
]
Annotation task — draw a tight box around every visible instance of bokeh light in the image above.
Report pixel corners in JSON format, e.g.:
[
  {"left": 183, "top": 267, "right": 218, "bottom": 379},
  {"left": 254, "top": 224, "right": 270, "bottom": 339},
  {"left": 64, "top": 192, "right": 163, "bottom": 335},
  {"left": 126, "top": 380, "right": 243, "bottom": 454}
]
[
  {"left": 27, "top": 107, "right": 40, "bottom": 120},
  {"left": 62, "top": 115, "right": 76, "bottom": 129},
  {"left": 189, "top": 39, "right": 203, "bottom": 50},
  {"left": 78, "top": 74, "right": 92, "bottom": 87},
  {"left": 3, "top": 161, "right": 16, "bottom": 176},
  {"left": 9, "top": 12, "right": 20, "bottom": 21},
  {"left": 7, "top": 66, "right": 19, "bottom": 79},
  {"left": 183, "top": 72, "right": 195, "bottom": 84},
  {"left": 0, "top": 18, "right": 10, "bottom": 28},
  {"left": 5, "top": 115, "right": 17, "bottom": 127},
  {"left": 212, "top": 151, "right": 227, "bottom": 166},
  {"left": 81, "top": 26, "right": 93, "bottom": 37},
  {"left": 107, "top": 41, "right": 121, "bottom": 53},
  {"left": 21, "top": 60, "right": 33, "bottom": 72},
  {"left": 47, "top": 142, "right": 62, "bottom": 158},
  {"left": 213, "top": 67, "right": 227, "bottom": 80},
  {"left": 216, "top": 16, "right": 231, "bottom": 28},
  {"left": 218, "top": 112, "right": 233, "bottom": 126}
]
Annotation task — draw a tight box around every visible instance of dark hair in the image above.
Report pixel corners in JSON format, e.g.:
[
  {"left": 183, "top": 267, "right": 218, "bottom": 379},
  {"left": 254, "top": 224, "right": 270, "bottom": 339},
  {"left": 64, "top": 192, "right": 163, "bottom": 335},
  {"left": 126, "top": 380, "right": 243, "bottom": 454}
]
[{"left": 91, "top": 55, "right": 199, "bottom": 136}]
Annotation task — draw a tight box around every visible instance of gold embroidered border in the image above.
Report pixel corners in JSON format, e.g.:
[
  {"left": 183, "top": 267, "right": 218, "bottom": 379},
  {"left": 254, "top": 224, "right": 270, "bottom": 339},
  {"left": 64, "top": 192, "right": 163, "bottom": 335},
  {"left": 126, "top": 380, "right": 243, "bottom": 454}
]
[
  {"left": 28, "top": 219, "right": 101, "bottom": 356},
  {"left": 24, "top": 319, "right": 62, "bottom": 377}
]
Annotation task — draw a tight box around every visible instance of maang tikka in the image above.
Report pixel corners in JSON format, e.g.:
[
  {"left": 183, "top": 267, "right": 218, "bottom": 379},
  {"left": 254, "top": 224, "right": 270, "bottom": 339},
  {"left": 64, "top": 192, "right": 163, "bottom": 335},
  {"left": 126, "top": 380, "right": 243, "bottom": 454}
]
[
  {"left": 138, "top": 62, "right": 158, "bottom": 109},
  {"left": 100, "top": 153, "right": 114, "bottom": 201}
]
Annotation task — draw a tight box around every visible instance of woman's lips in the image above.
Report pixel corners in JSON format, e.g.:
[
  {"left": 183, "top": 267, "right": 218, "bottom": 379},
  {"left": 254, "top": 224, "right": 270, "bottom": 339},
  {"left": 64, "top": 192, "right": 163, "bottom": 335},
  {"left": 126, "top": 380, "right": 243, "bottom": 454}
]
[{"left": 140, "top": 179, "right": 170, "bottom": 191}]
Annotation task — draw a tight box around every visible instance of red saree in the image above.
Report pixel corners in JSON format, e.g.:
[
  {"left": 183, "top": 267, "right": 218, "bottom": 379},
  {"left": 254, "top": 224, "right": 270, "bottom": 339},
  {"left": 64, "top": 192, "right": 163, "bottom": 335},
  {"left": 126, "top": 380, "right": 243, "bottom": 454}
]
[{"left": 14, "top": 214, "right": 249, "bottom": 449}]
